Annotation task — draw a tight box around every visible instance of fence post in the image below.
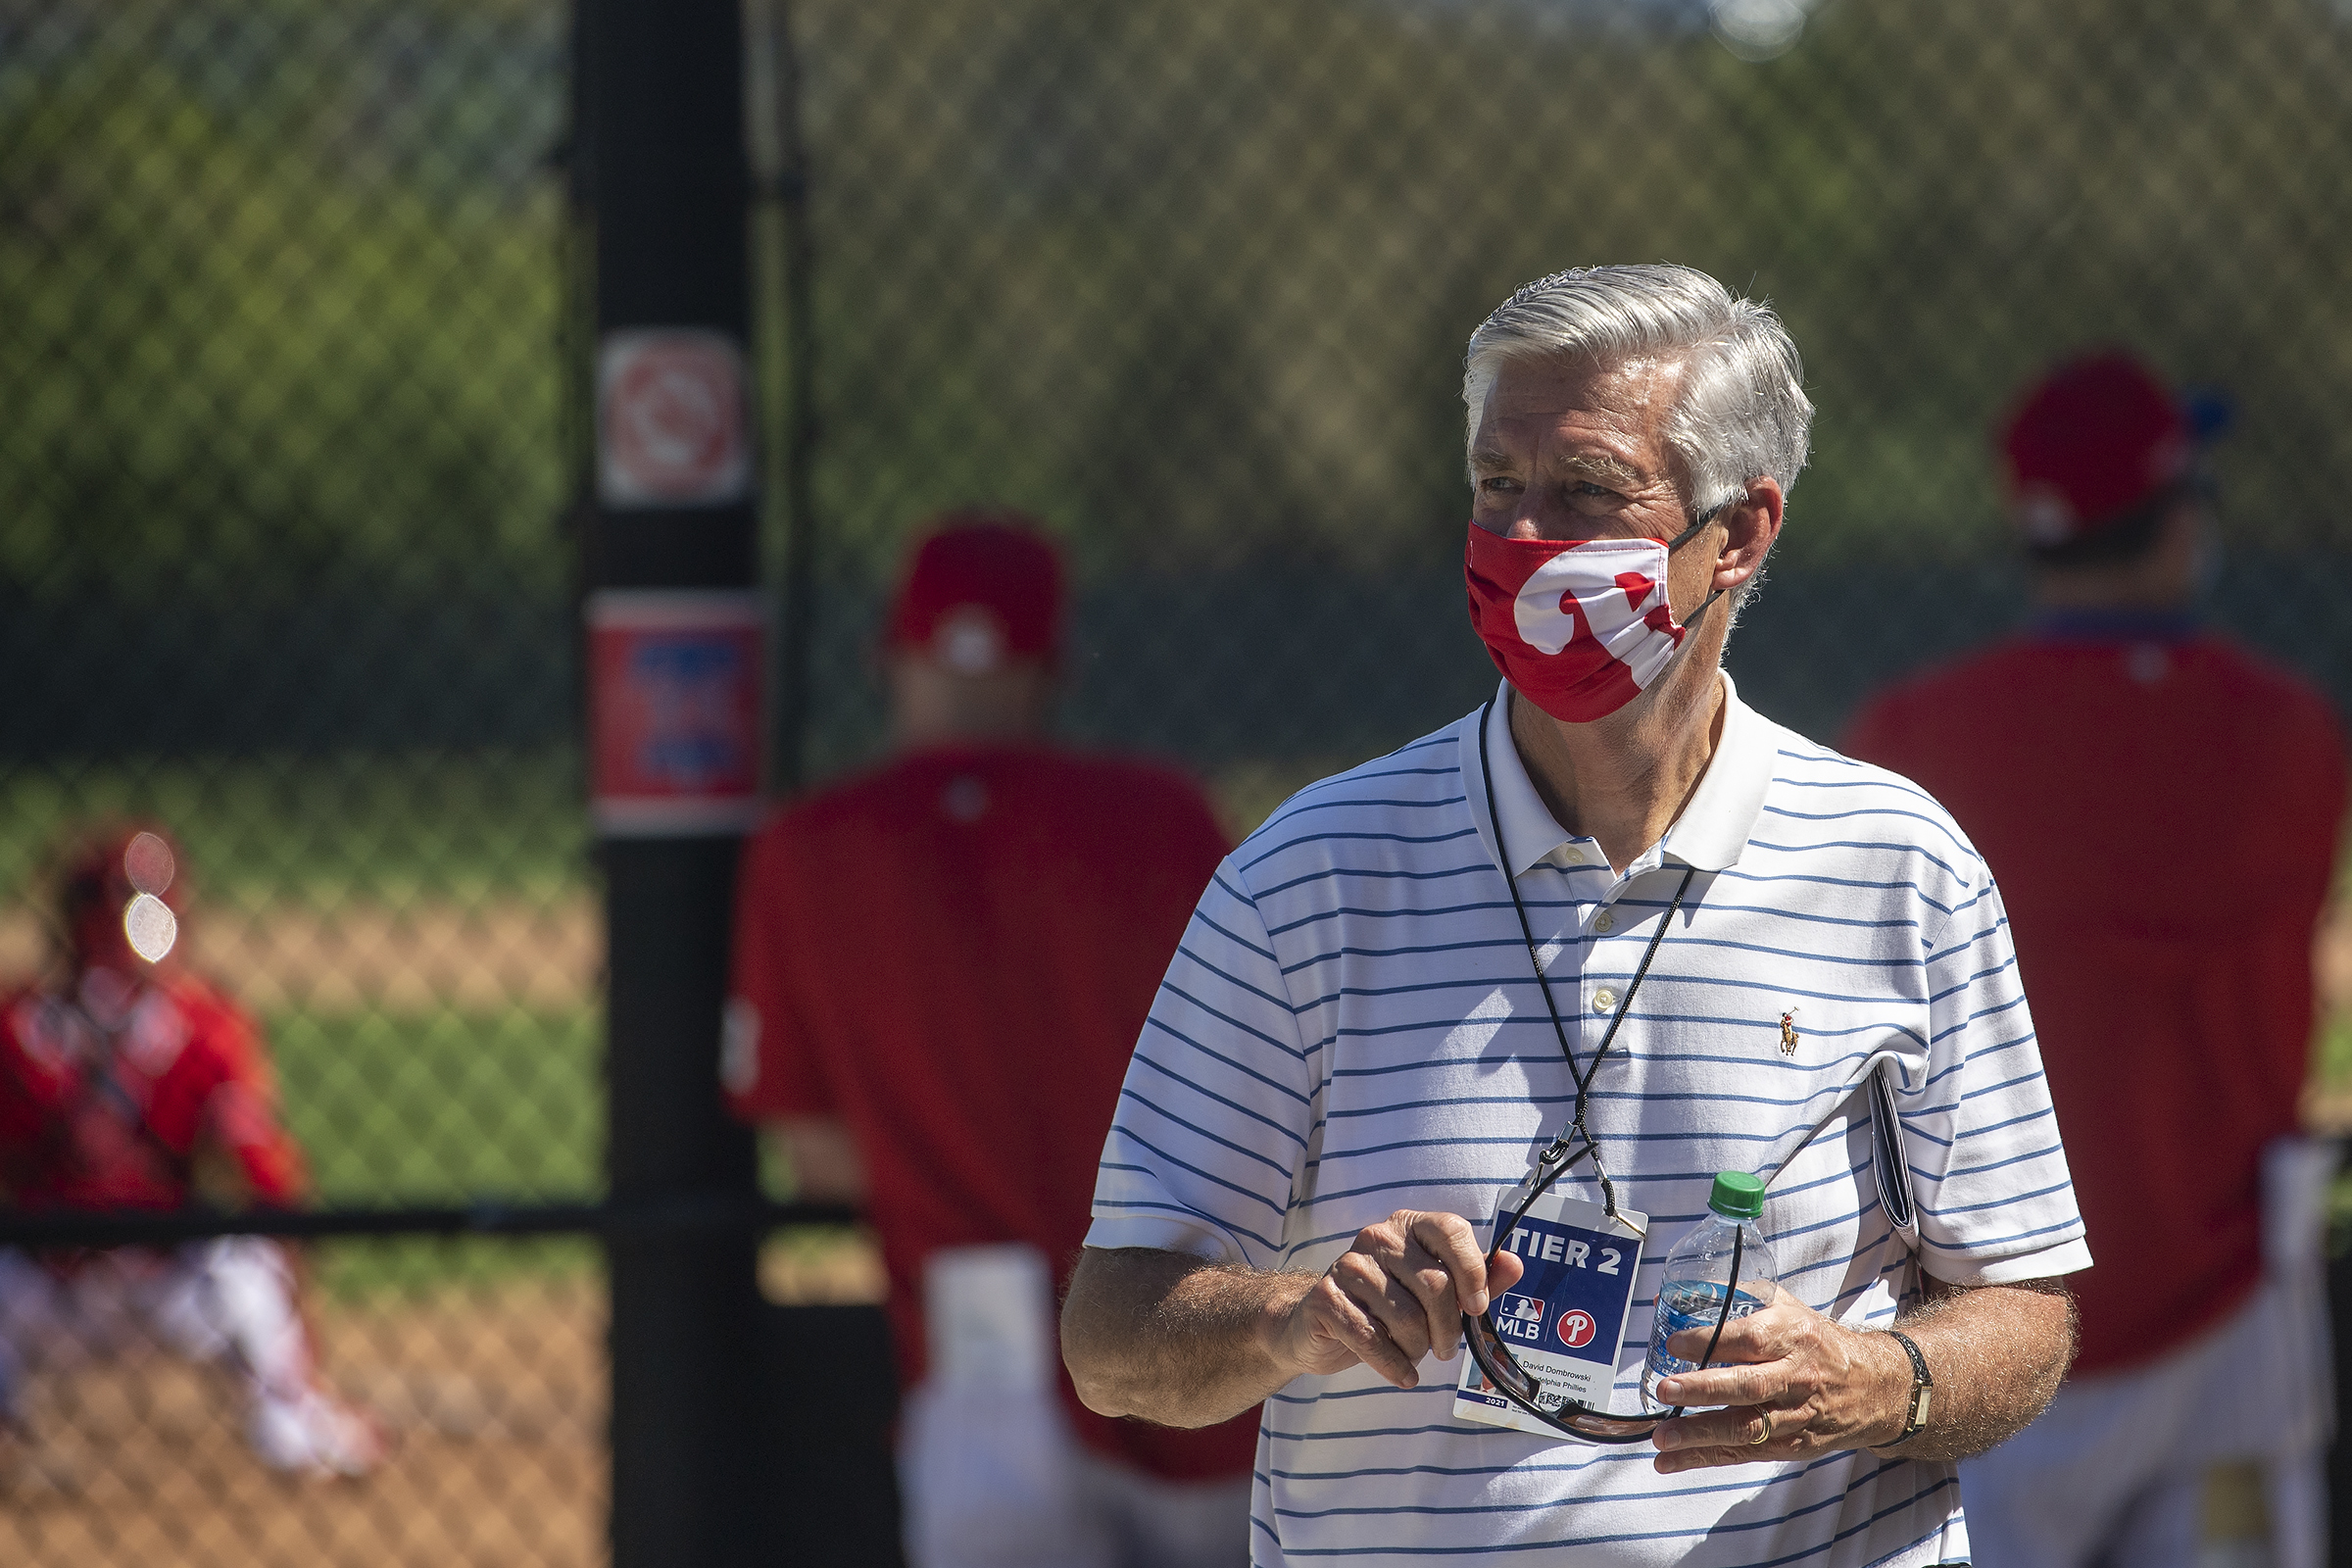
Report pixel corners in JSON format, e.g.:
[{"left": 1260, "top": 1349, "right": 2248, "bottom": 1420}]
[{"left": 572, "top": 3, "right": 768, "bottom": 1565}]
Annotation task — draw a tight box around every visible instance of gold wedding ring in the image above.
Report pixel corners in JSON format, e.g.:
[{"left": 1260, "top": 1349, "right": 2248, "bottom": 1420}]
[{"left": 1749, "top": 1410, "right": 1774, "bottom": 1446}]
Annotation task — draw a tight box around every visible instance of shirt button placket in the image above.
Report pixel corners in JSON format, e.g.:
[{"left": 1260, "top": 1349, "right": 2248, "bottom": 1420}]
[{"left": 1589, "top": 888, "right": 1618, "bottom": 1012}]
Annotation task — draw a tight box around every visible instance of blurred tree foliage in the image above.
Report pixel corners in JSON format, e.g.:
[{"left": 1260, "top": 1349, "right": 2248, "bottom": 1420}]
[
  {"left": 790, "top": 0, "right": 2352, "bottom": 574},
  {"left": 3, "top": 0, "right": 2348, "bottom": 606},
  {"left": 0, "top": 1, "right": 564, "bottom": 602}
]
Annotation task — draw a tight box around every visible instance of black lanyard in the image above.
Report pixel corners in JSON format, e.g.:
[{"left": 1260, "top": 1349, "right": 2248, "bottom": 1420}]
[{"left": 1477, "top": 696, "right": 1695, "bottom": 1234}]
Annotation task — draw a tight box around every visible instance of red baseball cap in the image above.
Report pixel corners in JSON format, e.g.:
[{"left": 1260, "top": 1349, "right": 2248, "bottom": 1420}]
[
  {"left": 1998, "top": 352, "right": 2195, "bottom": 547},
  {"left": 882, "top": 512, "right": 1065, "bottom": 674}
]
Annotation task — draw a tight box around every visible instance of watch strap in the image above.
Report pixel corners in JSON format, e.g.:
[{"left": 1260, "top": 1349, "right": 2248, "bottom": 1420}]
[{"left": 1879, "top": 1329, "right": 1934, "bottom": 1446}]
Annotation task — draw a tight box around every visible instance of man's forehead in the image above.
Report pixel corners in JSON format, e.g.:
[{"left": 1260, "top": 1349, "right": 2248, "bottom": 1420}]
[
  {"left": 1473, "top": 355, "right": 1683, "bottom": 470},
  {"left": 1485, "top": 352, "right": 1679, "bottom": 417}
]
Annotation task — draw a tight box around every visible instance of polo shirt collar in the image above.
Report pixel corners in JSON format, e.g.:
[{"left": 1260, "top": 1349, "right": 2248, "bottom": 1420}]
[{"left": 1459, "top": 670, "right": 1776, "bottom": 880}]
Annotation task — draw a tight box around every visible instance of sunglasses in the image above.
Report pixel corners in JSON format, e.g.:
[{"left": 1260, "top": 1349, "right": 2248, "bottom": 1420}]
[{"left": 1461, "top": 1304, "right": 1670, "bottom": 1443}]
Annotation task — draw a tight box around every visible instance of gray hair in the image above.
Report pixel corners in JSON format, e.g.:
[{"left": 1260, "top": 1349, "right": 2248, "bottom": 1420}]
[{"left": 1463, "top": 264, "right": 1813, "bottom": 517}]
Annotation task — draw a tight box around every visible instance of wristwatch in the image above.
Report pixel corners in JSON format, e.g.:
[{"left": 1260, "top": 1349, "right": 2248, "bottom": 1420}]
[{"left": 1878, "top": 1330, "right": 1934, "bottom": 1446}]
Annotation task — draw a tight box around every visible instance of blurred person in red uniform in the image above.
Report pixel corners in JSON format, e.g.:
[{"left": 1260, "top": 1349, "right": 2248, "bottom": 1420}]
[
  {"left": 1844, "top": 354, "right": 2348, "bottom": 1568},
  {"left": 0, "top": 826, "right": 382, "bottom": 1483},
  {"left": 723, "top": 515, "right": 1256, "bottom": 1568}
]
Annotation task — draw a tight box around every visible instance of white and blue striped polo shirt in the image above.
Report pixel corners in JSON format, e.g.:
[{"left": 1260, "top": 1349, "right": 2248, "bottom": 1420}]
[{"left": 1086, "top": 673, "right": 2090, "bottom": 1566}]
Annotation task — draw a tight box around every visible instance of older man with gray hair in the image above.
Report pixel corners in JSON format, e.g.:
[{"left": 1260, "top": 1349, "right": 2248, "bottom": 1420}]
[{"left": 1060, "top": 264, "right": 2088, "bottom": 1564}]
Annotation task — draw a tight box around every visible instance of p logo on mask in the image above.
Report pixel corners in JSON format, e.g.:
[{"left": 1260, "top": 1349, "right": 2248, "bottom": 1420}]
[
  {"left": 1513, "top": 555, "right": 1678, "bottom": 677},
  {"left": 1465, "top": 526, "right": 1707, "bottom": 724}
]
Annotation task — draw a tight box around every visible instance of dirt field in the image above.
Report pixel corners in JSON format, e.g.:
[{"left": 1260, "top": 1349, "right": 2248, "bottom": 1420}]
[
  {"left": 0, "top": 1278, "right": 606, "bottom": 1568},
  {"left": 0, "top": 896, "right": 600, "bottom": 1015},
  {"left": 0, "top": 883, "right": 890, "bottom": 1567}
]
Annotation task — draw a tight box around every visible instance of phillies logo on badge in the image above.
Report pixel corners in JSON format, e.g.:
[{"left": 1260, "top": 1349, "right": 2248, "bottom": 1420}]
[{"left": 1553, "top": 1308, "right": 1598, "bottom": 1350}]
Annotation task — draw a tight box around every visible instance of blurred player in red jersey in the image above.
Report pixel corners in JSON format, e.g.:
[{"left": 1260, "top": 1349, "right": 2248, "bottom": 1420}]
[
  {"left": 1844, "top": 354, "right": 2349, "bottom": 1568},
  {"left": 0, "top": 826, "right": 382, "bottom": 1482},
  {"left": 723, "top": 515, "right": 1256, "bottom": 1568}
]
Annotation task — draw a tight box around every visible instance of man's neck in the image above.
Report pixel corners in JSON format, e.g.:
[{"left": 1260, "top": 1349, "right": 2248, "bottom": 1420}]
[
  {"left": 1506, "top": 662, "right": 1727, "bottom": 876},
  {"left": 2029, "top": 504, "right": 2202, "bottom": 612}
]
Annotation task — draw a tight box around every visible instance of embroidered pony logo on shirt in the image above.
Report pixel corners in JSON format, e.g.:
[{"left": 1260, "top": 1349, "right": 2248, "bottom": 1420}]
[{"left": 1779, "top": 1008, "right": 1799, "bottom": 1057}]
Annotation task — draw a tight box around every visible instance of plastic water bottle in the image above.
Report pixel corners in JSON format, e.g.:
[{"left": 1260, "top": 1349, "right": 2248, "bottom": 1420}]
[{"left": 1641, "top": 1170, "right": 1779, "bottom": 1413}]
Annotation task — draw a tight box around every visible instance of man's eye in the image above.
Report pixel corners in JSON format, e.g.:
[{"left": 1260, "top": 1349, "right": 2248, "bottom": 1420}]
[
  {"left": 1569, "top": 481, "right": 1615, "bottom": 501},
  {"left": 1477, "top": 476, "right": 1521, "bottom": 495}
]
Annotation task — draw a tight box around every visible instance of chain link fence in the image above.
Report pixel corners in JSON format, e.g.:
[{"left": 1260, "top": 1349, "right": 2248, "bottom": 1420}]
[
  {"left": 783, "top": 0, "right": 2352, "bottom": 789},
  {"left": 0, "top": 1, "right": 606, "bottom": 1561},
  {"left": 5, "top": 0, "right": 2351, "bottom": 1561}
]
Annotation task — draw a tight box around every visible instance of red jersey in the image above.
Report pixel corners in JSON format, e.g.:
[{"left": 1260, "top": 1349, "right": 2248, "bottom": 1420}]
[
  {"left": 726, "top": 743, "right": 1256, "bottom": 1479},
  {"left": 0, "top": 965, "right": 308, "bottom": 1212},
  {"left": 1844, "top": 621, "right": 2346, "bottom": 1374}
]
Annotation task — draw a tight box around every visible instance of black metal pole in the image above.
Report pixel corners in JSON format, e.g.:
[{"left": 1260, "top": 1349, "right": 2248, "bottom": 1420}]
[
  {"left": 572, "top": 3, "right": 766, "bottom": 1565},
  {"left": 760, "top": 0, "right": 818, "bottom": 794}
]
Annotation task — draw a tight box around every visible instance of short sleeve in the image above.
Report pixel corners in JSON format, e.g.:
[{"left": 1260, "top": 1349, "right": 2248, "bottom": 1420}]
[
  {"left": 208, "top": 1079, "right": 308, "bottom": 1205},
  {"left": 722, "top": 820, "right": 832, "bottom": 1123},
  {"left": 1085, "top": 861, "right": 1314, "bottom": 1270},
  {"left": 1903, "top": 870, "right": 2092, "bottom": 1286},
  {"left": 0, "top": 996, "right": 51, "bottom": 1153},
  {"left": 192, "top": 997, "right": 309, "bottom": 1206},
  {"left": 2289, "top": 689, "right": 2349, "bottom": 896}
]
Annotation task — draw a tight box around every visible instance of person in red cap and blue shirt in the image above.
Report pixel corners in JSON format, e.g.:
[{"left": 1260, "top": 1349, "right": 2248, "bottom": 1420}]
[
  {"left": 722, "top": 514, "right": 1257, "bottom": 1568},
  {"left": 1845, "top": 352, "right": 2349, "bottom": 1566}
]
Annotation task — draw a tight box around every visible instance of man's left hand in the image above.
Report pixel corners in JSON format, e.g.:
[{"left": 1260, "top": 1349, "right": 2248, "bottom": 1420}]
[{"left": 1647, "top": 1294, "right": 1911, "bottom": 1472}]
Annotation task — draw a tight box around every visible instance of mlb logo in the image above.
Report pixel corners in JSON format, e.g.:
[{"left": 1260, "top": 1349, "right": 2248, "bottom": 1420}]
[{"left": 1494, "top": 1293, "right": 1545, "bottom": 1345}]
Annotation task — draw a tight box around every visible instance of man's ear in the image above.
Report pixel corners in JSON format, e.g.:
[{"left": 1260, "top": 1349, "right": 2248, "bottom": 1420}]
[{"left": 1716, "top": 478, "right": 1785, "bottom": 592}]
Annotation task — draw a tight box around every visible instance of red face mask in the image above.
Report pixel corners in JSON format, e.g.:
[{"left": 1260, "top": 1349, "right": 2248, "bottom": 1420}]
[{"left": 1462, "top": 520, "right": 1722, "bottom": 723}]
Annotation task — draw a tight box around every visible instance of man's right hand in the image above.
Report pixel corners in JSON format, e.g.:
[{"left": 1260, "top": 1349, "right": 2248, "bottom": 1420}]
[
  {"left": 1062, "top": 1217, "right": 1525, "bottom": 1428},
  {"left": 1258, "top": 1210, "right": 1525, "bottom": 1390}
]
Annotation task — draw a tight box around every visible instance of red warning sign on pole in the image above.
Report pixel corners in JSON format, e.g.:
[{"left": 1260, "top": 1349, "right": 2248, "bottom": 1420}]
[
  {"left": 597, "top": 329, "right": 752, "bottom": 508},
  {"left": 587, "top": 590, "right": 766, "bottom": 835}
]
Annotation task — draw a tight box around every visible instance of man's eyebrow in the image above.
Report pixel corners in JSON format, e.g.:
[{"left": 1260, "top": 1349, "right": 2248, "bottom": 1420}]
[
  {"left": 1555, "top": 452, "right": 1648, "bottom": 489},
  {"left": 1467, "top": 446, "right": 1653, "bottom": 489}
]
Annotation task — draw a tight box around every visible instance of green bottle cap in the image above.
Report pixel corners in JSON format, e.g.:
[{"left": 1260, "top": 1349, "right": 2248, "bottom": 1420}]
[{"left": 1709, "top": 1170, "right": 1766, "bottom": 1220}]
